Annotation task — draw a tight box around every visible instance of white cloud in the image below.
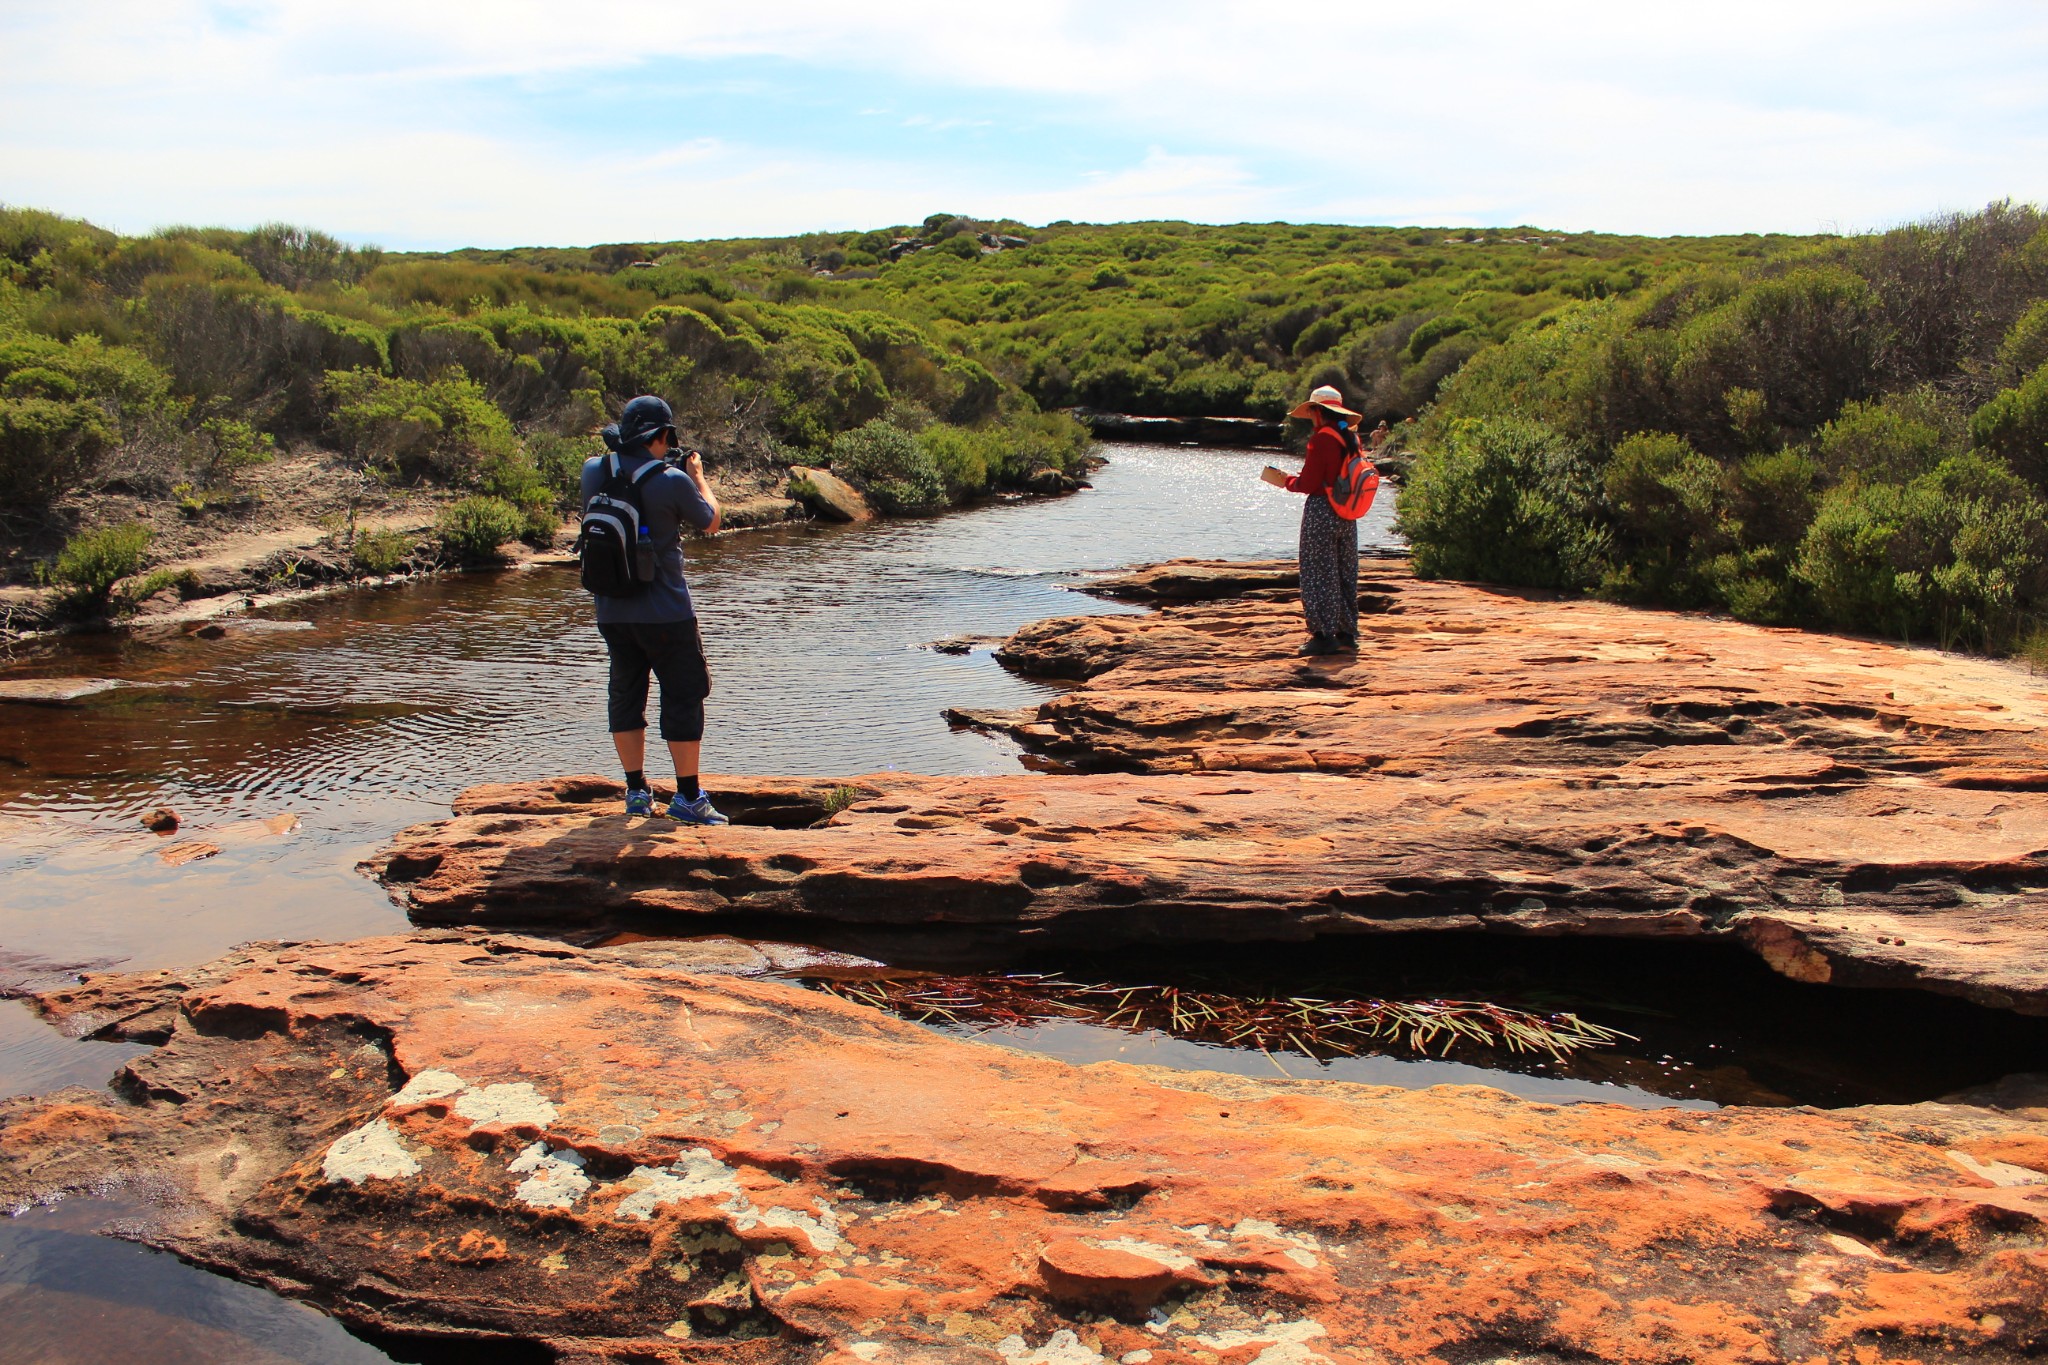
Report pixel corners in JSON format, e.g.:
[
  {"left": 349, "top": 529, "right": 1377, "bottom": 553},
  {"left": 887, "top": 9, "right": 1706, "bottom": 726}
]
[{"left": 2, "top": 0, "right": 2044, "bottom": 243}]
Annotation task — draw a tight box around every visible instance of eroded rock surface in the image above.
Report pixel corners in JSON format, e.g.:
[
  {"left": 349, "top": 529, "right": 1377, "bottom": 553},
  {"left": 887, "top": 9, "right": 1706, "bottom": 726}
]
[
  {"left": 371, "top": 561, "right": 2048, "bottom": 1014},
  {"left": 5, "top": 932, "right": 2047, "bottom": 1364}
]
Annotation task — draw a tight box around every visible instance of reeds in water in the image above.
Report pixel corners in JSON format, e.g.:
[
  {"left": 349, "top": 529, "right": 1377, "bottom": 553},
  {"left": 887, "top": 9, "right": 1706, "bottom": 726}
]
[{"left": 803, "top": 973, "right": 1632, "bottom": 1062}]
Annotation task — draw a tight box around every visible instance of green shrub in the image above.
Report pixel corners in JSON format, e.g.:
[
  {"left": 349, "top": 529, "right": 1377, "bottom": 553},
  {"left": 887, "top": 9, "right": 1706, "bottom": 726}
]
[
  {"left": 187, "top": 415, "right": 276, "bottom": 484},
  {"left": 1729, "top": 446, "right": 1823, "bottom": 555},
  {"left": 0, "top": 392, "right": 117, "bottom": 504},
  {"left": 0, "top": 332, "right": 178, "bottom": 504},
  {"left": 516, "top": 499, "right": 561, "bottom": 547},
  {"left": 1814, "top": 389, "right": 1958, "bottom": 482},
  {"left": 230, "top": 223, "right": 382, "bottom": 290},
  {"left": 1406, "top": 314, "right": 1472, "bottom": 363},
  {"left": 528, "top": 431, "right": 594, "bottom": 500},
  {"left": 325, "top": 368, "right": 519, "bottom": 484},
  {"left": 1398, "top": 416, "right": 1608, "bottom": 589},
  {"left": 1999, "top": 300, "right": 2048, "bottom": 379},
  {"left": 1670, "top": 266, "right": 1881, "bottom": 448},
  {"left": 52, "top": 522, "right": 152, "bottom": 607},
  {"left": 1600, "top": 432, "right": 1728, "bottom": 604},
  {"left": 141, "top": 278, "right": 384, "bottom": 432},
  {"left": 1797, "top": 452, "right": 2048, "bottom": 649},
  {"left": 436, "top": 495, "right": 524, "bottom": 561},
  {"left": 351, "top": 527, "right": 414, "bottom": 575},
  {"left": 829, "top": 419, "right": 945, "bottom": 513},
  {"left": 2015, "top": 624, "right": 2048, "bottom": 674},
  {"left": 1970, "top": 361, "right": 2048, "bottom": 489},
  {"left": 917, "top": 423, "right": 989, "bottom": 499}
]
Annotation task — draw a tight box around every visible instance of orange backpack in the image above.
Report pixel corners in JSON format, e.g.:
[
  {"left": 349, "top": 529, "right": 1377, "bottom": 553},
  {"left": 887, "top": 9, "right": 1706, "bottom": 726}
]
[{"left": 1326, "top": 426, "right": 1381, "bottom": 521}]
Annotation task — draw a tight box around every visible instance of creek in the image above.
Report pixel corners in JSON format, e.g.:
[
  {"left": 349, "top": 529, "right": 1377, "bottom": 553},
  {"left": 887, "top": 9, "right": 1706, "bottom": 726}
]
[{"left": 0, "top": 443, "right": 2041, "bottom": 1362}]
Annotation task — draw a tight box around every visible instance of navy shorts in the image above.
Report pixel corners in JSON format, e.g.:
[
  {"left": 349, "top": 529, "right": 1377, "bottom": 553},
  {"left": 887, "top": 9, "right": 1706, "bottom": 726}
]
[{"left": 598, "top": 620, "right": 710, "bottom": 742}]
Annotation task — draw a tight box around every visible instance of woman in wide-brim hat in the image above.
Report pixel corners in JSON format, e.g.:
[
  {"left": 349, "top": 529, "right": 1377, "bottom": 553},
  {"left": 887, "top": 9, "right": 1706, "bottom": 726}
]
[{"left": 1262, "top": 384, "right": 1363, "bottom": 655}]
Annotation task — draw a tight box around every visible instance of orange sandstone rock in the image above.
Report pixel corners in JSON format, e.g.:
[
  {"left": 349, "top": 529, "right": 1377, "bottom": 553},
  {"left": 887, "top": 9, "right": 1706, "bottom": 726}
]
[
  {"left": 369, "top": 558, "right": 2048, "bottom": 1014},
  {"left": 2, "top": 931, "right": 2044, "bottom": 1364}
]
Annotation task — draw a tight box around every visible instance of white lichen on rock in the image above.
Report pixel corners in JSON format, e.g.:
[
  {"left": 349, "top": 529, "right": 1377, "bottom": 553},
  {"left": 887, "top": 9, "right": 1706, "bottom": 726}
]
[
  {"left": 389, "top": 1069, "right": 468, "bottom": 1105},
  {"left": 1091, "top": 1237, "right": 1197, "bottom": 1272},
  {"left": 728, "top": 1198, "right": 842, "bottom": 1254},
  {"left": 606, "top": 1147, "right": 841, "bottom": 1252},
  {"left": 321, "top": 1119, "right": 420, "bottom": 1185},
  {"left": 1229, "top": 1217, "right": 1323, "bottom": 1268},
  {"left": 508, "top": 1141, "right": 590, "bottom": 1209},
  {"left": 453, "top": 1081, "right": 559, "bottom": 1129},
  {"left": 999, "top": 1330, "right": 1108, "bottom": 1365},
  {"left": 1191, "top": 1319, "right": 1333, "bottom": 1365}
]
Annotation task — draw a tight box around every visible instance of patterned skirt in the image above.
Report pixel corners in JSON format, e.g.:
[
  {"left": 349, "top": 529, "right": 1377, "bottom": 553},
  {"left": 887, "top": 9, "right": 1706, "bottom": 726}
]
[{"left": 1298, "top": 494, "right": 1359, "bottom": 640}]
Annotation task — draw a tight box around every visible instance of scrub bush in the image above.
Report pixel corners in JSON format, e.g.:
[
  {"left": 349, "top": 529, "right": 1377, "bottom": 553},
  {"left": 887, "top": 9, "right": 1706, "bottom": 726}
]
[
  {"left": 52, "top": 522, "right": 152, "bottom": 607},
  {"left": 0, "top": 331, "right": 177, "bottom": 503},
  {"left": 325, "top": 369, "right": 519, "bottom": 484},
  {"left": 436, "top": 496, "right": 524, "bottom": 561},
  {"left": 1402, "top": 205, "right": 2048, "bottom": 651},
  {"left": 916, "top": 410, "right": 1097, "bottom": 500},
  {"left": 1397, "top": 416, "right": 1607, "bottom": 589},
  {"left": 141, "top": 278, "right": 385, "bottom": 432},
  {"left": 528, "top": 431, "right": 595, "bottom": 499},
  {"left": 1813, "top": 390, "right": 1958, "bottom": 482},
  {"left": 351, "top": 528, "right": 414, "bottom": 575},
  {"left": 829, "top": 419, "right": 945, "bottom": 513},
  {"left": 229, "top": 223, "right": 383, "bottom": 290},
  {"left": 1970, "top": 362, "right": 2048, "bottom": 490},
  {"left": 1668, "top": 267, "right": 1881, "bottom": 450},
  {"left": 1600, "top": 432, "right": 1727, "bottom": 604},
  {"left": 1999, "top": 300, "right": 2048, "bottom": 380},
  {"left": 1797, "top": 453, "right": 2048, "bottom": 649},
  {"left": 186, "top": 415, "right": 276, "bottom": 485}
]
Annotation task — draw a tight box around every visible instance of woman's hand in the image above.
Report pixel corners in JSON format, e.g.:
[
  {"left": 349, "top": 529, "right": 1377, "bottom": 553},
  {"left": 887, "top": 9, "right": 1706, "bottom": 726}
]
[{"left": 1260, "top": 466, "right": 1291, "bottom": 488}]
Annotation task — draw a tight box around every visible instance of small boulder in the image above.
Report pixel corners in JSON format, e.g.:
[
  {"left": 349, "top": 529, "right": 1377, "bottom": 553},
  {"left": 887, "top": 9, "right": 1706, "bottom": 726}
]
[
  {"left": 140, "top": 808, "right": 180, "bottom": 833},
  {"left": 788, "top": 466, "right": 873, "bottom": 523},
  {"left": 193, "top": 619, "right": 315, "bottom": 640},
  {"left": 1038, "top": 1236, "right": 1210, "bottom": 1310},
  {"left": 926, "top": 634, "right": 1001, "bottom": 655},
  {"left": 0, "top": 677, "right": 129, "bottom": 705},
  {"left": 159, "top": 841, "right": 221, "bottom": 867}
]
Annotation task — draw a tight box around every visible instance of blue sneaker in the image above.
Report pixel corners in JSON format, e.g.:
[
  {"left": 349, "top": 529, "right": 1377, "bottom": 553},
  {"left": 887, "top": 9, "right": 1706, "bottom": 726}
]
[
  {"left": 665, "top": 792, "right": 729, "bottom": 826},
  {"left": 623, "top": 788, "right": 655, "bottom": 816}
]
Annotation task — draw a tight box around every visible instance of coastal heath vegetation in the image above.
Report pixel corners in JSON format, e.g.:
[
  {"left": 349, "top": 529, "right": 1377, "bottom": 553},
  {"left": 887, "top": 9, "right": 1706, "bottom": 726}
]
[
  {"left": 10, "top": 194, "right": 2046, "bottom": 656},
  {"left": 1, "top": 200, "right": 1765, "bottom": 601},
  {"left": 0, "top": 207, "right": 1099, "bottom": 599},
  {"left": 1401, "top": 202, "right": 2048, "bottom": 653}
]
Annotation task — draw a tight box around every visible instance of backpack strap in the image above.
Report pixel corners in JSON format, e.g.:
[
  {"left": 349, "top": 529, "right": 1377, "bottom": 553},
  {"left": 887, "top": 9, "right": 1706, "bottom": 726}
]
[{"left": 595, "top": 453, "right": 663, "bottom": 505}]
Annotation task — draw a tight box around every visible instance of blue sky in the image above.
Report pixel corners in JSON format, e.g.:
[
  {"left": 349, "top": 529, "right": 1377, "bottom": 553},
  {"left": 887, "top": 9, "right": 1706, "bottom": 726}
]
[{"left": 3, "top": 0, "right": 2046, "bottom": 249}]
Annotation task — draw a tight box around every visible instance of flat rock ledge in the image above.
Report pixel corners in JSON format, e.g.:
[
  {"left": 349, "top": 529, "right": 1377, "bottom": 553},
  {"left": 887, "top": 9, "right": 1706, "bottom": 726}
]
[
  {"left": 5, "top": 931, "right": 2047, "bottom": 1364},
  {"left": 370, "top": 559, "right": 2048, "bottom": 1015}
]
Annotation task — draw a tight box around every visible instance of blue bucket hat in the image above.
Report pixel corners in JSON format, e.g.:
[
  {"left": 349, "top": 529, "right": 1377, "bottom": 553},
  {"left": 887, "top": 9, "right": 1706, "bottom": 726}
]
[{"left": 616, "top": 395, "right": 680, "bottom": 452}]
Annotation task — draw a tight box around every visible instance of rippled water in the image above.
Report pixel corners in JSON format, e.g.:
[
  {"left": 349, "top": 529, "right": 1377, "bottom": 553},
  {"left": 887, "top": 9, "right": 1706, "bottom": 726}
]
[{"left": 0, "top": 444, "right": 1381, "bottom": 983}]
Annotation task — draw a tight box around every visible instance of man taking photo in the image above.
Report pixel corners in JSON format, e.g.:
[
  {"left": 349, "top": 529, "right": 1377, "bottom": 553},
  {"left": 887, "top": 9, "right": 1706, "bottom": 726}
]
[{"left": 578, "top": 394, "right": 727, "bottom": 824}]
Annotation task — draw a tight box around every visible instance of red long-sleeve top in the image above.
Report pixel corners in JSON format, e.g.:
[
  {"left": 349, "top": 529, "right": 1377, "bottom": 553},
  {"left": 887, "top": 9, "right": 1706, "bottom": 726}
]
[{"left": 1284, "top": 427, "right": 1348, "bottom": 495}]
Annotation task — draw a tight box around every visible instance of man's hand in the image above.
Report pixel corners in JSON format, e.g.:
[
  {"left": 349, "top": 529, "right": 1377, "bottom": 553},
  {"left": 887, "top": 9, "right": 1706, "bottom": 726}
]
[{"left": 684, "top": 451, "right": 722, "bottom": 534}]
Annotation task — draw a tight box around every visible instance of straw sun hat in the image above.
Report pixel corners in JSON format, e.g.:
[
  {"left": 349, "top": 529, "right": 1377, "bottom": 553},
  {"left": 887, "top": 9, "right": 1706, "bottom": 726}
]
[{"left": 1287, "top": 384, "right": 1361, "bottom": 421}]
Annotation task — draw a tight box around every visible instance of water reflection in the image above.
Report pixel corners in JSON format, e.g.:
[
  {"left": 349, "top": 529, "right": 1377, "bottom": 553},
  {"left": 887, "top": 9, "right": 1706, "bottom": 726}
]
[{"left": 0, "top": 1199, "right": 389, "bottom": 1364}]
